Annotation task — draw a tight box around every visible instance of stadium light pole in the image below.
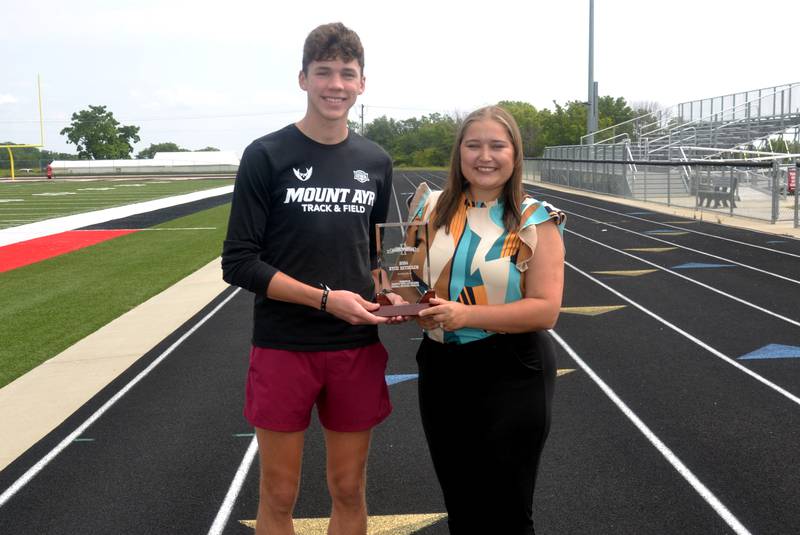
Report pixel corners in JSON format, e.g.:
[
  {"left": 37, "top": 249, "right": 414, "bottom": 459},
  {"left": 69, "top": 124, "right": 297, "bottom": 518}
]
[{"left": 587, "top": 0, "right": 598, "bottom": 144}]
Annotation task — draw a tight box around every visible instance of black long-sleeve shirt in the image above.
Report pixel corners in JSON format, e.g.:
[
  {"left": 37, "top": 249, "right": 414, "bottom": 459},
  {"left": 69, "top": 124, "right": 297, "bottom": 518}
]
[{"left": 222, "top": 124, "right": 393, "bottom": 350}]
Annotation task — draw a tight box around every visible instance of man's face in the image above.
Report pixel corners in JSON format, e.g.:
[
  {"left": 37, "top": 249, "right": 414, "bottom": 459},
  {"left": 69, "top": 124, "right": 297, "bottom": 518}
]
[{"left": 299, "top": 58, "right": 364, "bottom": 123}]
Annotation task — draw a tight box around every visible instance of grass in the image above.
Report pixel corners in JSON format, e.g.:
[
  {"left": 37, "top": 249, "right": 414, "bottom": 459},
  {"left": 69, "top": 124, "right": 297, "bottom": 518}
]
[
  {"left": 0, "top": 203, "right": 230, "bottom": 388},
  {"left": 0, "top": 177, "right": 232, "bottom": 229}
]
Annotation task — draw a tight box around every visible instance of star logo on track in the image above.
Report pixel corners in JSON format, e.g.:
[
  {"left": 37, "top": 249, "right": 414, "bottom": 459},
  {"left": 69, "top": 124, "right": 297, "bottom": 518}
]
[{"left": 240, "top": 513, "right": 448, "bottom": 533}]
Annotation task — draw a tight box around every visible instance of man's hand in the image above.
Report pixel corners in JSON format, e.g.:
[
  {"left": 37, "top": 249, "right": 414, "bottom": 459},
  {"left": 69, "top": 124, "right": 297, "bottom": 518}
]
[
  {"left": 325, "top": 290, "right": 388, "bottom": 325},
  {"left": 382, "top": 291, "right": 410, "bottom": 324}
]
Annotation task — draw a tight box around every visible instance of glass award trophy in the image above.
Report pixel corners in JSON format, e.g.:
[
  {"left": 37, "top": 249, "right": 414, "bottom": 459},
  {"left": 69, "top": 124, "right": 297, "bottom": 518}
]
[{"left": 374, "top": 221, "right": 435, "bottom": 317}]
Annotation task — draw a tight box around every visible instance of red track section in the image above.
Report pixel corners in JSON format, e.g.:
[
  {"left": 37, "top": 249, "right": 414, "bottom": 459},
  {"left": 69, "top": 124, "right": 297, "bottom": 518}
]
[{"left": 0, "top": 230, "right": 138, "bottom": 273}]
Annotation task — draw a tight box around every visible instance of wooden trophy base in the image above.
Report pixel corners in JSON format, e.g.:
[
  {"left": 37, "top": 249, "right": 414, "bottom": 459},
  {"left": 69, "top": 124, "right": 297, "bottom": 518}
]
[{"left": 374, "top": 289, "right": 435, "bottom": 317}]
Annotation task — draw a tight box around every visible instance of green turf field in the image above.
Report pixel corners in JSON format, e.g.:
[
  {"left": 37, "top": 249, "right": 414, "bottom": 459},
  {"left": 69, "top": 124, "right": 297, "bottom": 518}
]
[
  {"left": 0, "top": 203, "right": 230, "bottom": 388},
  {"left": 0, "top": 178, "right": 233, "bottom": 229}
]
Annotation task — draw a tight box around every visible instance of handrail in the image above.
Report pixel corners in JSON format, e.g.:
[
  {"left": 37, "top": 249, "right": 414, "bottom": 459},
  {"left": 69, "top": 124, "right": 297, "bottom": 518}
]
[
  {"left": 581, "top": 111, "right": 662, "bottom": 145},
  {"left": 625, "top": 142, "right": 637, "bottom": 174},
  {"left": 593, "top": 132, "right": 631, "bottom": 145},
  {"left": 681, "top": 146, "right": 800, "bottom": 161},
  {"left": 678, "top": 146, "right": 692, "bottom": 191},
  {"left": 581, "top": 81, "right": 800, "bottom": 146}
]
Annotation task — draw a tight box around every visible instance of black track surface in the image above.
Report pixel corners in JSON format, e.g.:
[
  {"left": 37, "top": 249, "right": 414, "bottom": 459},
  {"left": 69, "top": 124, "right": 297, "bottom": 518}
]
[
  {"left": 1, "top": 171, "right": 798, "bottom": 534},
  {"left": 80, "top": 193, "right": 233, "bottom": 230}
]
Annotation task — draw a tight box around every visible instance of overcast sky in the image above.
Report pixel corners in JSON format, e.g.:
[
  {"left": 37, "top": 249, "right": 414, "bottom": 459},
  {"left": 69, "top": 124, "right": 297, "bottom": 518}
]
[{"left": 2, "top": 0, "right": 798, "bottom": 156}]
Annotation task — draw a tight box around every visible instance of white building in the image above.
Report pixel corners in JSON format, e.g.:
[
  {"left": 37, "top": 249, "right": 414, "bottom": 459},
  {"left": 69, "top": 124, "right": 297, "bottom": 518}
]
[{"left": 49, "top": 151, "right": 239, "bottom": 176}]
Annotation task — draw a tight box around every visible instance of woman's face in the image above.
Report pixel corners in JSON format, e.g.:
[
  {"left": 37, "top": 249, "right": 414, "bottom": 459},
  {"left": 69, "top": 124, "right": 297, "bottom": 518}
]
[{"left": 459, "top": 118, "right": 515, "bottom": 201}]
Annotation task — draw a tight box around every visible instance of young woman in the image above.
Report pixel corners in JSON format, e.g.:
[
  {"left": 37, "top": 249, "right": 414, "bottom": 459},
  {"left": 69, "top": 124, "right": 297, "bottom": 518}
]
[{"left": 410, "top": 106, "right": 566, "bottom": 534}]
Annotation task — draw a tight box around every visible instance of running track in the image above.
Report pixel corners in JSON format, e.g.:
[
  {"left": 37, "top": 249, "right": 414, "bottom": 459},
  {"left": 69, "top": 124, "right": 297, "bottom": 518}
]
[{"left": 0, "top": 171, "right": 798, "bottom": 534}]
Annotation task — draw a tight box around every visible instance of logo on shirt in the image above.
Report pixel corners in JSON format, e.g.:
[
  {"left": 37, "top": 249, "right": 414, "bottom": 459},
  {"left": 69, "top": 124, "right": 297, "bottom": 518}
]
[
  {"left": 353, "top": 170, "right": 369, "bottom": 183},
  {"left": 293, "top": 167, "right": 313, "bottom": 182}
]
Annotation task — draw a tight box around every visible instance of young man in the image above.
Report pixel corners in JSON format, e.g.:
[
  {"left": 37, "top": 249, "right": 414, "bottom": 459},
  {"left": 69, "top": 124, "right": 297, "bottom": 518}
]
[{"left": 222, "top": 22, "right": 403, "bottom": 535}]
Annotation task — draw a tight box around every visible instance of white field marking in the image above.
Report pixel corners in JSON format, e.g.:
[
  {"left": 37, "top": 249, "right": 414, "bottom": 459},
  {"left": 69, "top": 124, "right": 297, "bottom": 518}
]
[
  {"left": 548, "top": 330, "right": 752, "bottom": 535},
  {"left": 207, "top": 436, "right": 259, "bottom": 535},
  {"left": 3, "top": 206, "right": 127, "bottom": 209},
  {"left": 0, "top": 184, "right": 233, "bottom": 247},
  {"left": 0, "top": 199, "right": 24, "bottom": 203},
  {"left": 524, "top": 186, "right": 800, "bottom": 259},
  {"left": 32, "top": 192, "right": 75, "bottom": 196},
  {"left": 567, "top": 229, "right": 800, "bottom": 328},
  {"left": 566, "top": 261, "right": 800, "bottom": 407},
  {"left": 0, "top": 288, "right": 241, "bottom": 509},
  {"left": 563, "top": 210, "right": 800, "bottom": 286}
]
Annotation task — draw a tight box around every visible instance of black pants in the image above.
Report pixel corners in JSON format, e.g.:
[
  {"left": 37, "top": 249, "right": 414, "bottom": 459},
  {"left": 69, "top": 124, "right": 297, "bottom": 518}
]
[{"left": 417, "top": 331, "right": 556, "bottom": 535}]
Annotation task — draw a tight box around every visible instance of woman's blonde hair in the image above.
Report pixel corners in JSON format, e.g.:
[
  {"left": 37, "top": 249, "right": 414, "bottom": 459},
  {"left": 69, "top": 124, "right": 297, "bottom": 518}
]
[{"left": 433, "top": 105, "right": 524, "bottom": 233}]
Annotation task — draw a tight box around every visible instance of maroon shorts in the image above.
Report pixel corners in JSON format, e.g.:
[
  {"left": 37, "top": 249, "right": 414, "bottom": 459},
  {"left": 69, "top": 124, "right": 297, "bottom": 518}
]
[{"left": 244, "top": 342, "right": 392, "bottom": 432}]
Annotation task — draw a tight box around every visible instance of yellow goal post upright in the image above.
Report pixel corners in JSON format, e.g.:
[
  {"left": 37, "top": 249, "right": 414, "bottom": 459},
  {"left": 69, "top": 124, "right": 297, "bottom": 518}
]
[{"left": 1, "top": 75, "right": 45, "bottom": 180}]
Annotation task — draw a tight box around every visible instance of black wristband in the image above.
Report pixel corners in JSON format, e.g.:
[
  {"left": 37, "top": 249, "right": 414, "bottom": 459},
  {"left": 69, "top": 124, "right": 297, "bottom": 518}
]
[{"left": 320, "top": 288, "right": 330, "bottom": 311}]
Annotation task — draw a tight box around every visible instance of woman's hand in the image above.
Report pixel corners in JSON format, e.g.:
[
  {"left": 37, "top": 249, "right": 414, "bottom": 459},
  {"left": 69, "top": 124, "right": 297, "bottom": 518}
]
[{"left": 417, "top": 297, "right": 471, "bottom": 331}]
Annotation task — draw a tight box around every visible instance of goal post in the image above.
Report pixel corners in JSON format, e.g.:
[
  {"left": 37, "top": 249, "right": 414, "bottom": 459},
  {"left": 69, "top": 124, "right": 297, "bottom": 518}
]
[{"left": 1, "top": 75, "right": 45, "bottom": 180}]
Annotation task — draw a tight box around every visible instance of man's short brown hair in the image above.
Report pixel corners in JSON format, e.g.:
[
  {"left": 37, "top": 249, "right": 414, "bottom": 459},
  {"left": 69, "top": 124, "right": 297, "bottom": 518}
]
[{"left": 302, "top": 22, "right": 364, "bottom": 75}]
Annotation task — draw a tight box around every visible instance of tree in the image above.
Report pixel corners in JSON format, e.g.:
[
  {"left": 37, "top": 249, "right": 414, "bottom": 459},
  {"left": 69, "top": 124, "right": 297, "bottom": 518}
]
[
  {"left": 364, "top": 116, "right": 401, "bottom": 152},
  {"left": 0, "top": 144, "right": 78, "bottom": 171},
  {"left": 60, "top": 105, "right": 141, "bottom": 159},
  {"left": 136, "top": 142, "right": 185, "bottom": 159},
  {"left": 352, "top": 94, "right": 646, "bottom": 166},
  {"left": 391, "top": 113, "right": 457, "bottom": 167},
  {"left": 499, "top": 101, "right": 543, "bottom": 156},
  {"left": 537, "top": 100, "right": 588, "bottom": 148},
  {"left": 197, "top": 146, "right": 220, "bottom": 152},
  {"left": 597, "top": 96, "right": 636, "bottom": 141}
]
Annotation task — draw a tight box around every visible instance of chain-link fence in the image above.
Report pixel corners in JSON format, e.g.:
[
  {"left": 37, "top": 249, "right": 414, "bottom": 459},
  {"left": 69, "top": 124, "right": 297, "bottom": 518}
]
[
  {"left": 0, "top": 159, "right": 49, "bottom": 177},
  {"left": 523, "top": 157, "right": 799, "bottom": 227}
]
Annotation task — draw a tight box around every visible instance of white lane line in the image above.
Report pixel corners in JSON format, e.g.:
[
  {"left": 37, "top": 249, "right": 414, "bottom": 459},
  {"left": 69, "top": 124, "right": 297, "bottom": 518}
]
[
  {"left": 524, "top": 186, "right": 800, "bottom": 259},
  {"left": 207, "top": 436, "right": 259, "bottom": 535},
  {"left": 400, "top": 172, "right": 420, "bottom": 191},
  {"left": 567, "top": 229, "right": 800, "bottom": 328},
  {"left": 563, "top": 210, "right": 800, "bottom": 286},
  {"left": 566, "top": 261, "right": 800, "bottom": 407},
  {"left": 401, "top": 172, "right": 442, "bottom": 193},
  {"left": 548, "top": 330, "right": 752, "bottom": 535},
  {"left": 422, "top": 173, "right": 446, "bottom": 186},
  {"left": 0, "top": 288, "right": 241, "bottom": 509},
  {"left": 390, "top": 182, "right": 404, "bottom": 225}
]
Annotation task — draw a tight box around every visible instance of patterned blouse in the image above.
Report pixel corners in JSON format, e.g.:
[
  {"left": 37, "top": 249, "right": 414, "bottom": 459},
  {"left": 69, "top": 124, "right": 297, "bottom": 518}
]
[{"left": 407, "top": 183, "right": 566, "bottom": 344}]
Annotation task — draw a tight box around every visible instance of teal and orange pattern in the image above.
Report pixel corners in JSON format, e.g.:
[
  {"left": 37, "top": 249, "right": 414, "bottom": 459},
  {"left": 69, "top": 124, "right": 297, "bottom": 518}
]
[{"left": 408, "top": 183, "right": 565, "bottom": 344}]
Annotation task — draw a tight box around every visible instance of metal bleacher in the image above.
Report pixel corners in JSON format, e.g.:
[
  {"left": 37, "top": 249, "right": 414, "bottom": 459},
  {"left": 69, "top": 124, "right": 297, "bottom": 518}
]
[{"left": 540, "top": 83, "right": 800, "bottom": 210}]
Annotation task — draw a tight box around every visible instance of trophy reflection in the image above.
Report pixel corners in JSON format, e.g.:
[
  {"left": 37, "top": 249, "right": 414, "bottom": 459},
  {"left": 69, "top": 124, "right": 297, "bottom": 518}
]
[{"left": 374, "top": 221, "right": 435, "bottom": 317}]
